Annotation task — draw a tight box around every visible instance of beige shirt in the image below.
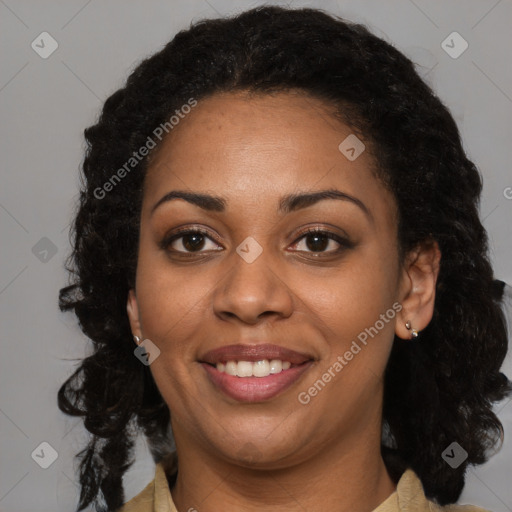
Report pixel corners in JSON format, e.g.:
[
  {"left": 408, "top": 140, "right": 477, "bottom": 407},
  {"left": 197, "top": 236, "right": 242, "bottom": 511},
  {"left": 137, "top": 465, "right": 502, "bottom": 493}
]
[{"left": 118, "top": 455, "right": 490, "bottom": 512}]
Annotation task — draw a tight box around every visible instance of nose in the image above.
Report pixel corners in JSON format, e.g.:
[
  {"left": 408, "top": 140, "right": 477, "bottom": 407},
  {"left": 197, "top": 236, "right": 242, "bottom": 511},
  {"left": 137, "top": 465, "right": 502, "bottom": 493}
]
[{"left": 212, "top": 245, "right": 294, "bottom": 325}]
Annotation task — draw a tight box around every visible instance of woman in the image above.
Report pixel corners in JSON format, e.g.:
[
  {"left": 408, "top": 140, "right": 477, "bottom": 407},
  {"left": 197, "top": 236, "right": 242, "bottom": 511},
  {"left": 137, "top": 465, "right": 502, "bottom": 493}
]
[{"left": 58, "top": 6, "right": 511, "bottom": 512}]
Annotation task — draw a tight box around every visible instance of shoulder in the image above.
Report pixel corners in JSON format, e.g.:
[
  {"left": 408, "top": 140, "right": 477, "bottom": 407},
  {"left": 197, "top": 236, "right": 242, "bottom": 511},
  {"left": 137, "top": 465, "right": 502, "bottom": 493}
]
[
  {"left": 390, "top": 469, "right": 491, "bottom": 512},
  {"left": 116, "top": 477, "right": 156, "bottom": 512},
  {"left": 116, "top": 453, "right": 178, "bottom": 512}
]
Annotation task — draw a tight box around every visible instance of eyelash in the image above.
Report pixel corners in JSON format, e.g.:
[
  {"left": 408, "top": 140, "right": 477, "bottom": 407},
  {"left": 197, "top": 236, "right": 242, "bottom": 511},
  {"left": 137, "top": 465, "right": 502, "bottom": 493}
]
[{"left": 160, "top": 226, "right": 352, "bottom": 257}]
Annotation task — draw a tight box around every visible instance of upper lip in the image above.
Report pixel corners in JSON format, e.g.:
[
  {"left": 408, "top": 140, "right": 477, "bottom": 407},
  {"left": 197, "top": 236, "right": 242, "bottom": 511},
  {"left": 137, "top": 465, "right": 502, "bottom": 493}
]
[{"left": 199, "top": 343, "right": 314, "bottom": 365}]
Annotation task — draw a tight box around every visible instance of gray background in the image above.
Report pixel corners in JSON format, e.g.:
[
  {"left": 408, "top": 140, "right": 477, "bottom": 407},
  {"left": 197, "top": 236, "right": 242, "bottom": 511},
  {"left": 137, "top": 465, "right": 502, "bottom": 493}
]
[{"left": 1, "top": 0, "right": 511, "bottom": 511}]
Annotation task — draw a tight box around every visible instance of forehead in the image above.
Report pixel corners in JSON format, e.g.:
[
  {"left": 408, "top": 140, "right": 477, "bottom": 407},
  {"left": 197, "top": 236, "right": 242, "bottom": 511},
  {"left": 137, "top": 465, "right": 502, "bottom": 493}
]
[{"left": 143, "top": 91, "right": 395, "bottom": 223}]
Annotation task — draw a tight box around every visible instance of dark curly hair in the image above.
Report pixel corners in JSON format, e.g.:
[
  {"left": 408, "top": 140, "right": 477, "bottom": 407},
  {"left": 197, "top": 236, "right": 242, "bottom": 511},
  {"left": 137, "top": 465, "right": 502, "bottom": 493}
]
[{"left": 58, "top": 5, "right": 511, "bottom": 511}]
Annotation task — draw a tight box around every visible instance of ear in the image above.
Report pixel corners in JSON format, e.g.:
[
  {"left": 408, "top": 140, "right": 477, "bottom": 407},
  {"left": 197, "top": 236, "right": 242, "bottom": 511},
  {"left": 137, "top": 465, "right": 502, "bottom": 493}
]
[
  {"left": 127, "top": 288, "right": 143, "bottom": 342},
  {"left": 395, "top": 239, "right": 441, "bottom": 340}
]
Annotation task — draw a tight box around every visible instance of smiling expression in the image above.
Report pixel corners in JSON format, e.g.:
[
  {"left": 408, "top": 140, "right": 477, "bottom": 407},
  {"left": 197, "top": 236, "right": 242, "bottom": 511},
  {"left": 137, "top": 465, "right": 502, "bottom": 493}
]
[{"left": 127, "top": 89, "right": 415, "bottom": 467}]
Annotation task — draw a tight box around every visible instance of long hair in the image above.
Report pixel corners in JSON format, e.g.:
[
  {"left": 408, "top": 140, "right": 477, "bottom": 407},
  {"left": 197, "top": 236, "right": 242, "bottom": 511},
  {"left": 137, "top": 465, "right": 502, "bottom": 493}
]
[{"left": 58, "top": 6, "right": 511, "bottom": 510}]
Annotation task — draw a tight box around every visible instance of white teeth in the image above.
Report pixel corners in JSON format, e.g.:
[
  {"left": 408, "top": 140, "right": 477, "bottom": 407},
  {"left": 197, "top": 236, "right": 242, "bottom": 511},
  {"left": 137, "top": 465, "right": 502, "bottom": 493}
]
[
  {"left": 225, "top": 361, "right": 237, "bottom": 376},
  {"left": 253, "top": 359, "right": 270, "bottom": 377},
  {"left": 269, "top": 359, "right": 282, "bottom": 374},
  {"left": 215, "top": 359, "right": 294, "bottom": 377},
  {"left": 237, "top": 361, "right": 253, "bottom": 377}
]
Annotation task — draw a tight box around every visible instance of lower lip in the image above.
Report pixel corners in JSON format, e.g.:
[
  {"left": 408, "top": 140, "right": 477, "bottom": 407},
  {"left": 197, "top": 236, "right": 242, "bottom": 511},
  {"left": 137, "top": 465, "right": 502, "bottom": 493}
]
[{"left": 201, "top": 361, "right": 314, "bottom": 402}]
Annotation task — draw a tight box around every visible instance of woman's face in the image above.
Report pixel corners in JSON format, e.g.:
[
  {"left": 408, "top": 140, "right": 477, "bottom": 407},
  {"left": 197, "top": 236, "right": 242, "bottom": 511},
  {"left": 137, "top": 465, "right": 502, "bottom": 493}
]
[{"left": 128, "top": 91, "right": 412, "bottom": 467}]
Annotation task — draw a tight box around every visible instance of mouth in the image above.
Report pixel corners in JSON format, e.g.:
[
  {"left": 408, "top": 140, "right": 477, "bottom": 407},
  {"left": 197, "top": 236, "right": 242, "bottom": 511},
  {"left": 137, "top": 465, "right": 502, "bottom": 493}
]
[{"left": 198, "top": 343, "right": 315, "bottom": 402}]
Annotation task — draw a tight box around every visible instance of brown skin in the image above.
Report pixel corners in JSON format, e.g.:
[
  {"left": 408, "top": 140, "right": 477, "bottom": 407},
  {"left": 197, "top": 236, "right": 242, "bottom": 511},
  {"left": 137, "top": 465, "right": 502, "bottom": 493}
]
[{"left": 127, "top": 90, "right": 441, "bottom": 511}]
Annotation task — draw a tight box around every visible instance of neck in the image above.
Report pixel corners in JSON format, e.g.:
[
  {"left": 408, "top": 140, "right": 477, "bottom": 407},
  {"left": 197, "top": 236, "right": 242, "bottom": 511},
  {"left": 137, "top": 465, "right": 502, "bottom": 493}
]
[{"left": 169, "top": 427, "right": 396, "bottom": 512}]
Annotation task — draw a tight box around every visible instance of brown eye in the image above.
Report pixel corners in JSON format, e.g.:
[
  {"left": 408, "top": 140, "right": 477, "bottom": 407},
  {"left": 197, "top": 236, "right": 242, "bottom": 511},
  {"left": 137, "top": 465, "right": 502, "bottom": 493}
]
[
  {"left": 181, "top": 232, "right": 205, "bottom": 251},
  {"left": 291, "top": 228, "right": 351, "bottom": 254},
  {"left": 303, "top": 232, "right": 330, "bottom": 252},
  {"left": 162, "top": 229, "right": 222, "bottom": 254}
]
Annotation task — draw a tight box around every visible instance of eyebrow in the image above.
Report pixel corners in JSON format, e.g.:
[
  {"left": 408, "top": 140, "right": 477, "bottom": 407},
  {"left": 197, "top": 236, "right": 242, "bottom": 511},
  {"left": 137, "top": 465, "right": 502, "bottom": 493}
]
[{"left": 150, "top": 188, "right": 372, "bottom": 221}]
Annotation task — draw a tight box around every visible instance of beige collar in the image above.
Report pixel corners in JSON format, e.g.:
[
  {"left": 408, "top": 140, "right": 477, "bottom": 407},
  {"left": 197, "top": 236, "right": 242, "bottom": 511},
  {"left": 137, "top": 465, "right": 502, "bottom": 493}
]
[{"left": 119, "top": 456, "right": 488, "bottom": 512}]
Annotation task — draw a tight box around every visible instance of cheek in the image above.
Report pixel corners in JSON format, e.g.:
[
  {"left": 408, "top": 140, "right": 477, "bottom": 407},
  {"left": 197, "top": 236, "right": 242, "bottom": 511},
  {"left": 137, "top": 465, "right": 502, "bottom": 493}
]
[
  {"left": 310, "top": 250, "right": 398, "bottom": 332},
  {"left": 303, "top": 248, "right": 398, "bottom": 386},
  {"left": 134, "top": 240, "right": 207, "bottom": 341},
  {"left": 134, "top": 260, "right": 205, "bottom": 412},
  {"left": 299, "top": 273, "right": 396, "bottom": 424}
]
